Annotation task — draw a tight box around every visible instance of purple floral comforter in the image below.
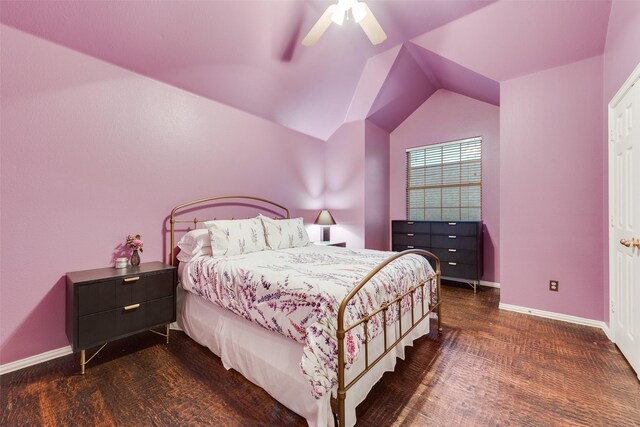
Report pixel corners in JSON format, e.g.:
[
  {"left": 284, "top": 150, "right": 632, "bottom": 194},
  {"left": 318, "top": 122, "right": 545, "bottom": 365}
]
[{"left": 181, "top": 245, "right": 435, "bottom": 398}]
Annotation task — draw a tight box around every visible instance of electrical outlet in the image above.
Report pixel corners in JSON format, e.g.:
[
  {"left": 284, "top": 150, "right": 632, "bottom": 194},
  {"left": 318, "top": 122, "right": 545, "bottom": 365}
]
[{"left": 549, "top": 280, "right": 559, "bottom": 292}]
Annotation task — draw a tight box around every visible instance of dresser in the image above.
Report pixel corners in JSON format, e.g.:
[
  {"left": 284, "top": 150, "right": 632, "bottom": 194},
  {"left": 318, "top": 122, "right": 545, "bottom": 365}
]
[
  {"left": 66, "top": 261, "right": 177, "bottom": 373},
  {"left": 392, "top": 221, "right": 483, "bottom": 291}
]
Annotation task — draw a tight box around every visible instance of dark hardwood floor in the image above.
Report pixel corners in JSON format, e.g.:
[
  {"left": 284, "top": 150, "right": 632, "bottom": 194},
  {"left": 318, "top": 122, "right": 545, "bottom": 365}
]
[{"left": 2, "top": 284, "right": 639, "bottom": 426}]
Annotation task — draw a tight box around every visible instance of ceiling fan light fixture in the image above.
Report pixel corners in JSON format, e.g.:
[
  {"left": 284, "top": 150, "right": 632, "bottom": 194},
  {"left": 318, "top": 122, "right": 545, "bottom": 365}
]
[
  {"left": 302, "top": 0, "right": 386, "bottom": 47},
  {"left": 352, "top": 2, "right": 367, "bottom": 23},
  {"left": 331, "top": 8, "right": 346, "bottom": 25}
]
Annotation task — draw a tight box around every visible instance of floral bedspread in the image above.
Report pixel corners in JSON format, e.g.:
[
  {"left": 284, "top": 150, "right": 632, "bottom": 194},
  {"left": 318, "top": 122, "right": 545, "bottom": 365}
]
[{"left": 182, "top": 245, "right": 435, "bottom": 398}]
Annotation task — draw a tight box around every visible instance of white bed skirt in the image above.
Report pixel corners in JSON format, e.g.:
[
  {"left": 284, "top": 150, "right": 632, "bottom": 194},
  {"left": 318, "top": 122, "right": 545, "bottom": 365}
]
[{"left": 177, "top": 287, "right": 431, "bottom": 427}]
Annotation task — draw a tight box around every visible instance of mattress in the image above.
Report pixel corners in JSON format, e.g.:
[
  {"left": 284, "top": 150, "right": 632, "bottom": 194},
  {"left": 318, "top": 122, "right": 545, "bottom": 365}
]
[
  {"left": 180, "top": 245, "right": 436, "bottom": 399},
  {"left": 178, "top": 286, "right": 431, "bottom": 427}
]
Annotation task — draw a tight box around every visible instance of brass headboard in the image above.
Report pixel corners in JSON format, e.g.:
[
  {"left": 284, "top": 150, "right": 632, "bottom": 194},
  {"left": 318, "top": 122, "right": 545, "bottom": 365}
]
[{"left": 169, "top": 195, "right": 290, "bottom": 266}]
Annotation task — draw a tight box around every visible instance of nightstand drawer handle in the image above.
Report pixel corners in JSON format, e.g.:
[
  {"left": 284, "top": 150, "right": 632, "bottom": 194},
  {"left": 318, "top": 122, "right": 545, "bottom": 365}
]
[
  {"left": 407, "top": 221, "right": 414, "bottom": 225},
  {"left": 448, "top": 249, "right": 457, "bottom": 252},
  {"left": 448, "top": 222, "right": 457, "bottom": 225},
  {"left": 123, "top": 303, "right": 140, "bottom": 311},
  {"left": 124, "top": 276, "right": 140, "bottom": 283},
  {"left": 408, "top": 245, "right": 415, "bottom": 249},
  {"left": 448, "top": 262, "right": 457, "bottom": 266},
  {"left": 407, "top": 233, "right": 414, "bottom": 237},
  {"left": 448, "top": 235, "right": 457, "bottom": 239}
]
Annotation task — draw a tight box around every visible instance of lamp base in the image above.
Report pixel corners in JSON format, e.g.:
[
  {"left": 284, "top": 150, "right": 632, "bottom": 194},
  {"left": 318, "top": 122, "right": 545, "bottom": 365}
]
[{"left": 322, "top": 227, "right": 330, "bottom": 242}]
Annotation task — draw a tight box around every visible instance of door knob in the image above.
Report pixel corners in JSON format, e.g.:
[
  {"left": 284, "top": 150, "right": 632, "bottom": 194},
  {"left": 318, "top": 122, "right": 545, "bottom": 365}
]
[{"left": 620, "top": 238, "right": 640, "bottom": 248}]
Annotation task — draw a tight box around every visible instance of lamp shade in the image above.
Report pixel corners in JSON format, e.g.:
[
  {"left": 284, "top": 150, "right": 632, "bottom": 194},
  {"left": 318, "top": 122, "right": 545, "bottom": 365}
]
[{"left": 314, "top": 209, "right": 336, "bottom": 226}]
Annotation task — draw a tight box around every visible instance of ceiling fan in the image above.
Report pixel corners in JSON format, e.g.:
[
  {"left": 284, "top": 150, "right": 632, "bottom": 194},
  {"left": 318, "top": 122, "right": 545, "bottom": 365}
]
[{"left": 302, "top": 0, "right": 387, "bottom": 47}]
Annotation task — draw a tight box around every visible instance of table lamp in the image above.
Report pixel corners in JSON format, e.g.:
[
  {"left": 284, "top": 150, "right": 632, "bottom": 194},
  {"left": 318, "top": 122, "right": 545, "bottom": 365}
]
[{"left": 314, "top": 209, "right": 336, "bottom": 242}]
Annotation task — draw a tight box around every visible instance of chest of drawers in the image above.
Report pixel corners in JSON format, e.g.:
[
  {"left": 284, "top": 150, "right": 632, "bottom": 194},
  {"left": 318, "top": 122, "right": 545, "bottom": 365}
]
[
  {"left": 66, "top": 261, "right": 177, "bottom": 373},
  {"left": 392, "top": 221, "right": 483, "bottom": 290}
]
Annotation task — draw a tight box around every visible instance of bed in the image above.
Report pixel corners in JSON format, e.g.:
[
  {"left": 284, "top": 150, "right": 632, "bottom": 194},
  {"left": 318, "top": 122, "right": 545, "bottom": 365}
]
[{"left": 169, "top": 196, "right": 442, "bottom": 426}]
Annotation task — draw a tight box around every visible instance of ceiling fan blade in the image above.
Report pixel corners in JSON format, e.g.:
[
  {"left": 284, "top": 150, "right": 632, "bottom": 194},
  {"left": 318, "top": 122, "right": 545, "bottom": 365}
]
[
  {"left": 358, "top": 3, "right": 387, "bottom": 45},
  {"left": 302, "top": 5, "right": 336, "bottom": 47}
]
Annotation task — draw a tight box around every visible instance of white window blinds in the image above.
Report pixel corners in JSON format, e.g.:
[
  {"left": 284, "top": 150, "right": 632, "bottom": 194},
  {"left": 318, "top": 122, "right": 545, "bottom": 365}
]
[{"left": 406, "top": 137, "right": 482, "bottom": 221}]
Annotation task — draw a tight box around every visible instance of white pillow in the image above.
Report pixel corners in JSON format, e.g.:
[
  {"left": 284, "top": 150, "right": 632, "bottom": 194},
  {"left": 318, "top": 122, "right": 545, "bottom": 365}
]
[
  {"left": 176, "top": 229, "right": 211, "bottom": 262},
  {"left": 207, "top": 218, "right": 267, "bottom": 256},
  {"left": 177, "top": 247, "right": 212, "bottom": 263},
  {"left": 259, "top": 215, "right": 310, "bottom": 249}
]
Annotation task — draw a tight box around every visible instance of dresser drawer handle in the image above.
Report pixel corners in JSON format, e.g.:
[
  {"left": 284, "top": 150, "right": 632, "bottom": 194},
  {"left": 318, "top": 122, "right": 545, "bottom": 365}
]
[
  {"left": 123, "top": 303, "right": 140, "bottom": 311},
  {"left": 407, "top": 233, "right": 414, "bottom": 237},
  {"left": 124, "top": 276, "right": 140, "bottom": 283},
  {"left": 407, "top": 221, "right": 414, "bottom": 225},
  {"left": 448, "top": 235, "right": 457, "bottom": 239},
  {"left": 448, "top": 249, "right": 457, "bottom": 252},
  {"left": 448, "top": 262, "right": 457, "bottom": 266},
  {"left": 408, "top": 245, "right": 415, "bottom": 249},
  {"left": 448, "top": 222, "right": 457, "bottom": 225}
]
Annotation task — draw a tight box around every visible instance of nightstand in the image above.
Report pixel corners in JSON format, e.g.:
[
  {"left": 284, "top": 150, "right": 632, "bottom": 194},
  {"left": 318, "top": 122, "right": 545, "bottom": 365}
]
[
  {"left": 66, "top": 261, "right": 177, "bottom": 374},
  {"left": 313, "top": 241, "right": 346, "bottom": 247}
]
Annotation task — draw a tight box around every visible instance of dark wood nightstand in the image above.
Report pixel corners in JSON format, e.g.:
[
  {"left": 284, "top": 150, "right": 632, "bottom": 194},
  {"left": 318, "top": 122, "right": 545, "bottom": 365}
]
[
  {"left": 66, "top": 261, "right": 177, "bottom": 374},
  {"left": 313, "top": 241, "right": 346, "bottom": 247}
]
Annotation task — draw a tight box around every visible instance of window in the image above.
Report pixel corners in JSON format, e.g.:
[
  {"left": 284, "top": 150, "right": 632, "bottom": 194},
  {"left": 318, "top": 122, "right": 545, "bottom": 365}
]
[{"left": 406, "top": 137, "right": 482, "bottom": 221}]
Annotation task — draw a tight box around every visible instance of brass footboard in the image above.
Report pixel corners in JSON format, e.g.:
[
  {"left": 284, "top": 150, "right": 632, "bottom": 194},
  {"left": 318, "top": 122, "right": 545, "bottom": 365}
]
[{"left": 332, "top": 249, "right": 442, "bottom": 426}]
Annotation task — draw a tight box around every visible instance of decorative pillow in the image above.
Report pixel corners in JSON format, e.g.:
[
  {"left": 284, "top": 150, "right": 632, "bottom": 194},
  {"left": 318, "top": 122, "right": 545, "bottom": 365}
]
[
  {"left": 176, "top": 229, "right": 211, "bottom": 262},
  {"left": 259, "top": 215, "right": 310, "bottom": 249},
  {"left": 207, "top": 218, "right": 267, "bottom": 256}
]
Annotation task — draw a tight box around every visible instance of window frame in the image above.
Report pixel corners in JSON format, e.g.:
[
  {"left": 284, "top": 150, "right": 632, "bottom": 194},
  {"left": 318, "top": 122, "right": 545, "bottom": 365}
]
[{"left": 405, "top": 136, "right": 482, "bottom": 221}]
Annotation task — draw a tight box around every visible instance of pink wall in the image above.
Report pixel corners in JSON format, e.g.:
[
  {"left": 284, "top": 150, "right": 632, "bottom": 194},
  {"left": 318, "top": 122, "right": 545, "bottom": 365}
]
[
  {"left": 4, "top": 2, "right": 634, "bottom": 366},
  {"left": 500, "top": 56, "right": 605, "bottom": 320},
  {"left": 364, "top": 121, "right": 390, "bottom": 250},
  {"left": 390, "top": 89, "right": 500, "bottom": 282},
  {"left": 324, "top": 122, "right": 366, "bottom": 249},
  {"left": 324, "top": 120, "right": 392, "bottom": 251},
  {"left": 0, "top": 26, "right": 325, "bottom": 365},
  {"left": 602, "top": 0, "right": 640, "bottom": 323}
]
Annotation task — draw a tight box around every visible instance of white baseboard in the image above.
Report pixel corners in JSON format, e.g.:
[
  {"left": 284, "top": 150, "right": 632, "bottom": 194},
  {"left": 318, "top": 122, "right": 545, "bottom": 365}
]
[
  {"left": 601, "top": 323, "right": 612, "bottom": 341},
  {"left": 0, "top": 345, "right": 73, "bottom": 376},
  {"left": 480, "top": 280, "right": 500, "bottom": 288},
  {"left": 499, "top": 303, "right": 608, "bottom": 334},
  {"left": 0, "top": 325, "right": 184, "bottom": 376}
]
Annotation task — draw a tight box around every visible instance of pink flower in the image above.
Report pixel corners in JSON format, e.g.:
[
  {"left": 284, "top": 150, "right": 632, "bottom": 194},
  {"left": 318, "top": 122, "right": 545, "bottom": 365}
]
[{"left": 126, "top": 234, "right": 144, "bottom": 252}]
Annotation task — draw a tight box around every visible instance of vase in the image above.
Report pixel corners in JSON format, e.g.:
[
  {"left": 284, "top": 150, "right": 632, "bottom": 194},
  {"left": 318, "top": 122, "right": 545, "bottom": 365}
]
[{"left": 130, "top": 249, "right": 140, "bottom": 267}]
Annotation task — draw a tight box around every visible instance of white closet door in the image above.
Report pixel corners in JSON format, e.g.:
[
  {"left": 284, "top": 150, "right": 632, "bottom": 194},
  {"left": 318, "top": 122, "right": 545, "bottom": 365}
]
[{"left": 609, "top": 67, "right": 640, "bottom": 378}]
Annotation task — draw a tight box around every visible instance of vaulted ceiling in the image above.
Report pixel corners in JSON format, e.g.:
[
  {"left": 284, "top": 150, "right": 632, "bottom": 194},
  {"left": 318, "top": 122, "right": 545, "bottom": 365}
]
[{"left": 0, "top": 0, "right": 612, "bottom": 140}]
